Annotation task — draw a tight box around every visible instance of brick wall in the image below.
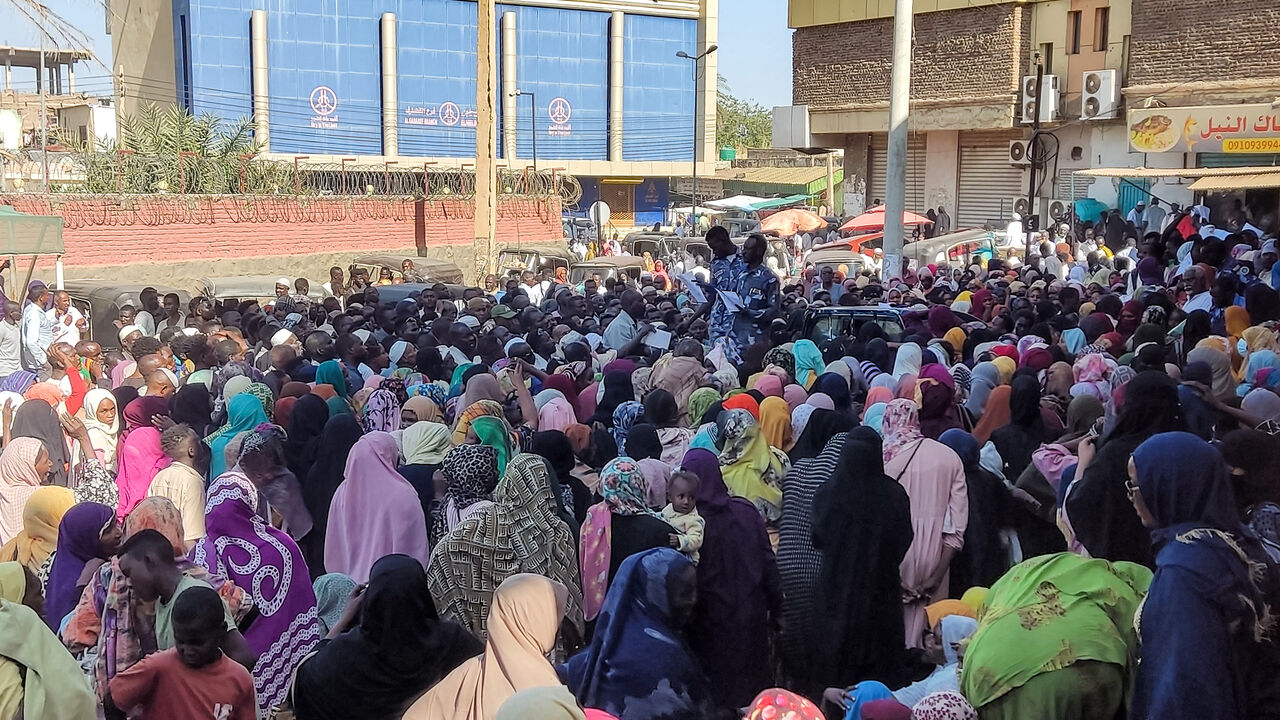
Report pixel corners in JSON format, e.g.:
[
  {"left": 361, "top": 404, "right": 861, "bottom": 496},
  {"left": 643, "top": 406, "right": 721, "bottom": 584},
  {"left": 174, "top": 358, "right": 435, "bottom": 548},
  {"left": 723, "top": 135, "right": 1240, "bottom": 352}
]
[
  {"left": 793, "top": 3, "right": 1029, "bottom": 109},
  {"left": 1127, "top": 0, "right": 1280, "bottom": 86},
  {"left": 0, "top": 195, "right": 561, "bottom": 269}
]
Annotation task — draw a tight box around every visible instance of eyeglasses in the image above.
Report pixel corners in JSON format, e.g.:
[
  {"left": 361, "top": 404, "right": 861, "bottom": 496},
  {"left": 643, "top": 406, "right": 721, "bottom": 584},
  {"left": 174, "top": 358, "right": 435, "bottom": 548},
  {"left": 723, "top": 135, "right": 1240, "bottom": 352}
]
[{"left": 1125, "top": 477, "right": 1139, "bottom": 497}]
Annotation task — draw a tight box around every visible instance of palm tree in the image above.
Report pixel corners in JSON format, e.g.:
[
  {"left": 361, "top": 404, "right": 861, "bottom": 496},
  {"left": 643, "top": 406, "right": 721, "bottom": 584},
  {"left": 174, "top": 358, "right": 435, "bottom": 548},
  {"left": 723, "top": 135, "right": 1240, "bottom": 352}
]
[
  {"left": 5, "top": 1, "right": 96, "bottom": 58},
  {"left": 63, "top": 103, "right": 279, "bottom": 194}
]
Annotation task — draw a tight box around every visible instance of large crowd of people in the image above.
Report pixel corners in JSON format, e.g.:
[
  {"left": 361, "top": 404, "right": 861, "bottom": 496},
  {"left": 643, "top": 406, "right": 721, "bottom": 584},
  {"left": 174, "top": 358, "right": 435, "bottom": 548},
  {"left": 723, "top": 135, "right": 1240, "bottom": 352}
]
[{"left": 0, "top": 201, "right": 1279, "bottom": 720}]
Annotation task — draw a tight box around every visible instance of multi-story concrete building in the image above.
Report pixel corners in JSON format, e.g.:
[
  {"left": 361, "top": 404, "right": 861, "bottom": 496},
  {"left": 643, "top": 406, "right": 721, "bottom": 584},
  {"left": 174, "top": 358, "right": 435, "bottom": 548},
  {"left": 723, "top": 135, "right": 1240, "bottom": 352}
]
[
  {"left": 781, "top": 0, "right": 1280, "bottom": 230},
  {"left": 111, "top": 0, "right": 720, "bottom": 228}
]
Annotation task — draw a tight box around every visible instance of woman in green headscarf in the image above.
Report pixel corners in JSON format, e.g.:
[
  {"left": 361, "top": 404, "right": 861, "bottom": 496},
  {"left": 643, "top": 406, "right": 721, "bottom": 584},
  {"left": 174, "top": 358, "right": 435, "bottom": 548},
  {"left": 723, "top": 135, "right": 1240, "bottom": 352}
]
[
  {"left": 469, "top": 416, "right": 513, "bottom": 476},
  {"left": 688, "top": 387, "right": 721, "bottom": 428},
  {"left": 315, "top": 360, "right": 350, "bottom": 399},
  {"left": 960, "top": 552, "right": 1152, "bottom": 720},
  {"left": 0, "top": 561, "right": 97, "bottom": 719}
]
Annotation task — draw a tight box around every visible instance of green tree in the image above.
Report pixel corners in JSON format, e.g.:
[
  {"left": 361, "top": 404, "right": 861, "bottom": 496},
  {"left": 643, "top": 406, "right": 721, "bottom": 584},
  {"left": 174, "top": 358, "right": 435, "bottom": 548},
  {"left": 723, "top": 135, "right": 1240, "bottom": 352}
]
[
  {"left": 64, "top": 104, "right": 299, "bottom": 194},
  {"left": 716, "top": 76, "right": 772, "bottom": 151}
]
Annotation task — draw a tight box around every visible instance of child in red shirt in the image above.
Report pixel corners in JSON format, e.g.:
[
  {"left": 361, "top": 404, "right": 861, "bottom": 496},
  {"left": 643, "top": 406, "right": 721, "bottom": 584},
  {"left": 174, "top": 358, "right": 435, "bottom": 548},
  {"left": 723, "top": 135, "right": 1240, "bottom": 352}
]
[{"left": 108, "top": 585, "right": 256, "bottom": 720}]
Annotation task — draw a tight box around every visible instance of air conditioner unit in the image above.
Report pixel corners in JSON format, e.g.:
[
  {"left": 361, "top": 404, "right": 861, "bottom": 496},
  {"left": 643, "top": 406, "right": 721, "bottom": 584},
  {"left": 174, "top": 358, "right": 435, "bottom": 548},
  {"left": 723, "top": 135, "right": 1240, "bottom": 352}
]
[
  {"left": 1008, "top": 140, "right": 1031, "bottom": 166},
  {"left": 1081, "top": 69, "right": 1120, "bottom": 120},
  {"left": 1045, "top": 198, "right": 1072, "bottom": 221},
  {"left": 1021, "top": 74, "right": 1060, "bottom": 124},
  {"left": 1013, "top": 197, "right": 1032, "bottom": 217}
]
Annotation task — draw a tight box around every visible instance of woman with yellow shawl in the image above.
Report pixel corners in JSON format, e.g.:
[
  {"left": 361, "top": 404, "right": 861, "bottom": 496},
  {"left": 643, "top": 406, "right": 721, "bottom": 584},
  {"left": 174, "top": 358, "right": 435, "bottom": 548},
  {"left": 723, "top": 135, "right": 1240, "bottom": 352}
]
[
  {"left": 0, "top": 487, "right": 73, "bottom": 592},
  {"left": 0, "top": 561, "right": 96, "bottom": 719},
  {"left": 717, "top": 409, "right": 787, "bottom": 522}
]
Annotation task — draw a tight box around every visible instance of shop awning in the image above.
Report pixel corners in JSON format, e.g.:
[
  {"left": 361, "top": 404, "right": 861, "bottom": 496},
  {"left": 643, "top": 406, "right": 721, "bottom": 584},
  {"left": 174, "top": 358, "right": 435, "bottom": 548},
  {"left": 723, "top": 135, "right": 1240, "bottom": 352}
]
[
  {"left": 750, "top": 194, "right": 812, "bottom": 211},
  {"left": 1188, "top": 172, "right": 1280, "bottom": 192},
  {"left": 0, "top": 206, "right": 64, "bottom": 255},
  {"left": 1073, "top": 166, "right": 1280, "bottom": 179}
]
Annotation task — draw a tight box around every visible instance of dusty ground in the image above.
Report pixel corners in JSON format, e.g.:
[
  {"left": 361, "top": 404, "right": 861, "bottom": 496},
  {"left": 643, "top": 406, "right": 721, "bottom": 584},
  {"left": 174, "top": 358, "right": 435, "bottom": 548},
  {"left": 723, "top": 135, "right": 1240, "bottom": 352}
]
[{"left": 21, "top": 244, "right": 489, "bottom": 294}]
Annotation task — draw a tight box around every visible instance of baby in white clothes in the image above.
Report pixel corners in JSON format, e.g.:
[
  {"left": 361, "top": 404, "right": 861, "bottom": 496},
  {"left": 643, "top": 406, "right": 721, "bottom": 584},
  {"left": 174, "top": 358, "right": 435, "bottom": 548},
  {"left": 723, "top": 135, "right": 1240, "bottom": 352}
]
[{"left": 661, "top": 471, "right": 705, "bottom": 564}]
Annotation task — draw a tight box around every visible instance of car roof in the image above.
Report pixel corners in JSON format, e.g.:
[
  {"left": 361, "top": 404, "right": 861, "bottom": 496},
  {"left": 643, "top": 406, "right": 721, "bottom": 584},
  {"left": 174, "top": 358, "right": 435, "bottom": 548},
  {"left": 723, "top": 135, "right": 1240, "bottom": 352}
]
[
  {"left": 351, "top": 256, "right": 465, "bottom": 284},
  {"left": 197, "top": 276, "right": 325, "bottom": 300},
  {"left": 575, "top": 256, "right": 647, "bottom": 269},
  {"left": 807, "top": 304, "right": 980, "bottom": 324},
  {"left": 62, "top": 280, "right": 191, "bottom": 305}
]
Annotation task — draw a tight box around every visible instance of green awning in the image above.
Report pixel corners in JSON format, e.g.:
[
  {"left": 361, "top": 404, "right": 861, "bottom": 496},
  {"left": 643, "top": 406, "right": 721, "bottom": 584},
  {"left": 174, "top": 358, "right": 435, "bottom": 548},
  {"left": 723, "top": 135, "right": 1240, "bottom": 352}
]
[
  {"left": 749, "top": 194, "right": 811, "bottom": 211},
  {"left": 0, "top": 206, "right": 65, "bottom": 256}
]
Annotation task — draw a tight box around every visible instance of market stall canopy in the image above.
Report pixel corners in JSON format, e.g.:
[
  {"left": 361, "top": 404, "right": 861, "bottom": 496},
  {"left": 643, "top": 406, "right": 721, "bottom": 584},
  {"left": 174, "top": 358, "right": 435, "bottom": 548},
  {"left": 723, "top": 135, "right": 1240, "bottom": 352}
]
[
  {"left": 0, "top": 206, "right": 65, "bottom": 256},
  {"left": 839, "top": 205, "right": 933, "bottom": 232},
  {"left": 760, "top": 208, "right": 828, "bottom": 236},
  {"left": 1073, "top": 166, "right": 1280, "bottom": 179},
  {"left": 670, "top": 206, "right": 726, "bottom": 216},
  {"left": 702, "top": 194, "right": 812, "bottom": 212},
  {"left": 1189, "top": 172, "right": 1280, "bottom": 192},
  {"left": 751, "top": 194, "right": 812, "bottom": 211},
  {"left": 703, "top": 195, "right": 770, "bottom": 211}
]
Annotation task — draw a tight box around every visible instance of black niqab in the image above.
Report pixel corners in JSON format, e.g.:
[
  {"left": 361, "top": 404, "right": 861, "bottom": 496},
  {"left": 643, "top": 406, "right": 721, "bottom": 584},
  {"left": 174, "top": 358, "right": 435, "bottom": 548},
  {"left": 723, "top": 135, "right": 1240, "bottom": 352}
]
[{"left": 290, "top": 554, "right": 483, "bottom": 720}]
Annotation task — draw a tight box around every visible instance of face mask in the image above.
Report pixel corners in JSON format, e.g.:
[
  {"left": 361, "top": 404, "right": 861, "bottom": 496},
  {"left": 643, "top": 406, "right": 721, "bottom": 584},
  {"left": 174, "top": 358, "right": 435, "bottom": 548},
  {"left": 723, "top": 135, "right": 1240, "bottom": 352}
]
[{"left": 1239, "top": 338, "right": 1249, "bottom": 356}]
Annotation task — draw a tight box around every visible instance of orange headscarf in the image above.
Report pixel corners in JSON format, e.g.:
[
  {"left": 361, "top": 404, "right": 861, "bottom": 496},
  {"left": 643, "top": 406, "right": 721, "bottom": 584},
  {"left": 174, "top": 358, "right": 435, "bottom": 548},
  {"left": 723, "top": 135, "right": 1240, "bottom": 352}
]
[
  {"left": 972, "top": 385, "right": 1012, "bottom": 444},
  {"left": 722, "top": 393, "right": 760, "bottom": 420}
]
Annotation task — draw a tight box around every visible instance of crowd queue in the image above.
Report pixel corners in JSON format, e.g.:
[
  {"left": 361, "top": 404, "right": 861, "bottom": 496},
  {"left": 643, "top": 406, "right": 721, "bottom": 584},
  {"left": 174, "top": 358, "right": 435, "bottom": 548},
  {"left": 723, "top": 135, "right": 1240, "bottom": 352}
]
[{"left": 1, "top": 204, "right": 1280, "bottom": 720}]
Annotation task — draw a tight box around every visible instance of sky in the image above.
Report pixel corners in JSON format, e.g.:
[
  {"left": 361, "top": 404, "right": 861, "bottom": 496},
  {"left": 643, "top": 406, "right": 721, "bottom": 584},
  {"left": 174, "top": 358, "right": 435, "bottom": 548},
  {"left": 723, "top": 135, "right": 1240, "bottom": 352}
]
[
  {"left": 1, "top": 0, "right": 794, "bottom": 107},
  {"left": 717, "top": 0, "right": 793, "bottom": 109}
]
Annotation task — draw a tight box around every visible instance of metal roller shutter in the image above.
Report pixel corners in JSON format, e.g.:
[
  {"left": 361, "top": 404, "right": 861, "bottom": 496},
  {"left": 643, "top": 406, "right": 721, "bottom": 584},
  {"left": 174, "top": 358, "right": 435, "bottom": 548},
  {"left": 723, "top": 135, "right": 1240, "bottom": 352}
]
[
  {"left": 869, "top": 133, "right": 928, "bottom": 213},
  {"left": 1197, "top": 153, "right": 1280, "bottom": 168},
  {"left": 957, "top": 131, "right": 1027, "bottom": 228}
]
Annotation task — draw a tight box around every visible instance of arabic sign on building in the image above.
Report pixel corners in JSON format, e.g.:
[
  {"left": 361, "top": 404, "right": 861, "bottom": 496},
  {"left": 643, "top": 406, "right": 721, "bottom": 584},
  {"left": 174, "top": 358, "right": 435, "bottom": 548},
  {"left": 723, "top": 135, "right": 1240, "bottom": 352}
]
[
  {"left": 404, "top": 102, "right": 476, "bottom": 129},
  {"left": 309, "top": 86, "right": 338, "bottom": 130},
  {"left": 1128, "top": 103, "right": 1280, "bottom": 154}
]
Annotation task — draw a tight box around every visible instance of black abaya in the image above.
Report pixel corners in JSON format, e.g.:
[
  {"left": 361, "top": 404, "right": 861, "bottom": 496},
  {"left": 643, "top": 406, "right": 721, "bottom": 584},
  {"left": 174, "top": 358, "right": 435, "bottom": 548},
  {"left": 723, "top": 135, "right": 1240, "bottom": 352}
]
[{"left": 810, "top": 427, "right": 914, "bottom": 689}]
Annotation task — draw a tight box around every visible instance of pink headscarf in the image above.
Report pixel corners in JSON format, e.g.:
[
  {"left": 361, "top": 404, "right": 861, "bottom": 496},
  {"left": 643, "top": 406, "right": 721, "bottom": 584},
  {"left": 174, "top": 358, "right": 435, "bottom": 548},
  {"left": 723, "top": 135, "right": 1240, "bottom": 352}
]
[
  {"left": 881, "top": 398, "right": 924, "bottom": 464},
  {"left": 753, "top": 375, "right": 784, "bottom": 398},
  {"left": 576, "top": 381, "right": 600, "bottom": 422},
  {"left": 894, "top": 373, "right": 919, "bottom": 399},
  {"left": 114, "top": 427, "right": 172, "bottom": 520},
  {"left": 324, "top": 432, "right": 430, "bottom": 583},
  {"left": 538, "top": 397, "right": 578, "bottom": 433},
  {"left": 1031, "top": 444, "right": 1076, "bottom": 491},
  {"left": 782, "top": 384, "right": 808, "bottom": 412},
  {"left": 0, "top": 437, "right": 47, "bottom": 542},
  {"left": 807, "top": 393, "right": 835, "bottom": 411}
]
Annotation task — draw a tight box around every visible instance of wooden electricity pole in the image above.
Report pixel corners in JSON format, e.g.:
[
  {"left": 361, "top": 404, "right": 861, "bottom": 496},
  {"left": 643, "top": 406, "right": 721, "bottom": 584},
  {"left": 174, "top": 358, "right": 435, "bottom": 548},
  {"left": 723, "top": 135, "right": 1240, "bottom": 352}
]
[{"left": 474, "top": 0, "right": 498, "bottom": 282}]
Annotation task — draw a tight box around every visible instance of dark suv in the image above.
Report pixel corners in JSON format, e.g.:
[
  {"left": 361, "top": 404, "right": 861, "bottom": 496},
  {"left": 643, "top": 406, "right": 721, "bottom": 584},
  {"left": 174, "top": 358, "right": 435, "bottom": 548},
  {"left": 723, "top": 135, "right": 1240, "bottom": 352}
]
[{"left": 802, "top": 304, "right": 980, "bottom": 344}]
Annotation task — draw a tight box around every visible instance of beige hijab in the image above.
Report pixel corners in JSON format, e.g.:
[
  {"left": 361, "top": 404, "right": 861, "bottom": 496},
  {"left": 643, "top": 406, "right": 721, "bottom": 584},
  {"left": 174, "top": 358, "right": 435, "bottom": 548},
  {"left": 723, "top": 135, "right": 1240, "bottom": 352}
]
[{"left": 404, "top": 573, "right": 567, "bottom": 720}]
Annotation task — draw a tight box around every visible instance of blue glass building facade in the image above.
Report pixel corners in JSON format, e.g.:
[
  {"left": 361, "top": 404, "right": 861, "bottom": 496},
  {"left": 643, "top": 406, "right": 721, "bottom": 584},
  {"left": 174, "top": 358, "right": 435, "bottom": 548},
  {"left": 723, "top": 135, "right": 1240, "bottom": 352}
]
[{"left": 170, "top": 0, "right": 698, "bottom": 165}]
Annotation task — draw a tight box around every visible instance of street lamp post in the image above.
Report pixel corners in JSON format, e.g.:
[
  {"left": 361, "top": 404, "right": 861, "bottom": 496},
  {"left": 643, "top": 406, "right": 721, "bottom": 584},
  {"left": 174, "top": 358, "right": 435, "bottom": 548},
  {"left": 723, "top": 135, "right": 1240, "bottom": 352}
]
[
  {"left": 677, "top": 44, "right": 717, "bottom": 237},
  {"left": 510, "top": 90, "right": 537, "bottom": 172}
]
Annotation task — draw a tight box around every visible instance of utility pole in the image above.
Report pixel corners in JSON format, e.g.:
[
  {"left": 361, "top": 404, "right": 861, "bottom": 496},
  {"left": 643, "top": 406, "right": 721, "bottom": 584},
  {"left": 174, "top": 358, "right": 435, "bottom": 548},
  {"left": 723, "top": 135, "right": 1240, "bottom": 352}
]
[
  {"left": 474, "top": 0, "right": 497, "bottom": 283},
  {"left": 38, "top": 22, "right": 48, "bottom": 192},
  {"left": 512, "top": 91, "right": 537, "bottom": 171},
  {"left": 882, "top": 0, "right": 914, "bottom": 280},
  {"left": 1024, "top": 52, "right": 1044, "bottom": 263},
  {"left": 678, "top": 45, "right": 717, "bottom": 237}
]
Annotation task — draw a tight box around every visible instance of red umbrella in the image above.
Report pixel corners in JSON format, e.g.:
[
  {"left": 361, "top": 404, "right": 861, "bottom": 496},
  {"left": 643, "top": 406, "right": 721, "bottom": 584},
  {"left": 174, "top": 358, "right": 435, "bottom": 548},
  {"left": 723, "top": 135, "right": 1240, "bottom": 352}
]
[
  {"left": 760, "top": 208, "right": 828, "bottom": 236},
  {"left": 839, "top": 205, "right": 933, "bottom": 233}
]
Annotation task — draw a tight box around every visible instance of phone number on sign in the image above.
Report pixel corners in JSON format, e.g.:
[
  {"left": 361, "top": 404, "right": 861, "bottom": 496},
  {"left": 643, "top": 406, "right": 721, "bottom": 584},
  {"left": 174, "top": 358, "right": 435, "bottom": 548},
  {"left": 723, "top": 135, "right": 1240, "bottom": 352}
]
[{"left": 1223, "top": 138, "right": 1280, "bottom": 153}]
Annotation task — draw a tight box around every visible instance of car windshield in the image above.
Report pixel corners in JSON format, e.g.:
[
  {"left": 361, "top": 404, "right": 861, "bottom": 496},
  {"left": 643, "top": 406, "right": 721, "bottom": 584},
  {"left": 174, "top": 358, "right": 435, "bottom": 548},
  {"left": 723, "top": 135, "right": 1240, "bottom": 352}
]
[{"left": 808, "top": 312, "right": 904, "bottom": 344}]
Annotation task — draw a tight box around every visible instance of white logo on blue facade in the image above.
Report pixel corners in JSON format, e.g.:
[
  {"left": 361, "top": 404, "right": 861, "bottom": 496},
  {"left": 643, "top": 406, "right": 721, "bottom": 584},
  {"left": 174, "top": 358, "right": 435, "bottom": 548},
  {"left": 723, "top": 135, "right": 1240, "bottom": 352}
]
[
  {"left": 548, "top": 97, "right": 572, "bottom": 137},
  {"left": 439, "top": 102, "right": 461, "bottom": 127},
  {"left": 309, "top": 86, "right": 338, "bottom": 129}
]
